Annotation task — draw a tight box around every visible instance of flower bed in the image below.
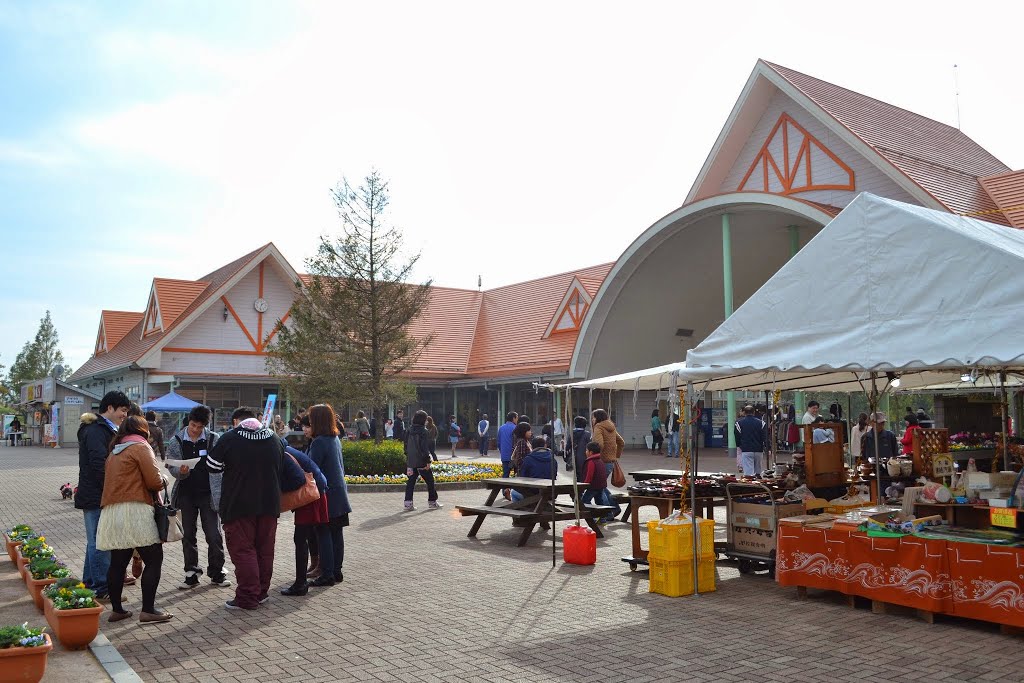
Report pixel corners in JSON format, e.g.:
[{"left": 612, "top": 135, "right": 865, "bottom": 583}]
[{"left": 345, "top": 461, "right": 503, "bottom": 485}]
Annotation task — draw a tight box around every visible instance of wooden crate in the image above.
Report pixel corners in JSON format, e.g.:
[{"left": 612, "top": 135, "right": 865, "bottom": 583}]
[{"left": 803, "top": 423, "right": 846, "bottom": 487}]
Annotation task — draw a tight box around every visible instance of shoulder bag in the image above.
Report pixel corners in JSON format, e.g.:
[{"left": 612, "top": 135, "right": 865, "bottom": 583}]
[
  {"left": 281, "top": 454, "right": 321, "bottom": 512},
  {"left": 154, "top": 482, "right": 184, "bottom": 543},
  {"left": 611, "top": 460, "right": 626, "bottom": 488}
]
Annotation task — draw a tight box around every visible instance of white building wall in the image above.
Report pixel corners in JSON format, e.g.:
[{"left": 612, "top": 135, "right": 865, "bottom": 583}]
[
  {"left": 78, "top": 369, "right": 146, "bottom": 402},
  {"left": 719, "top": 90, "right": 920, "bottom": 208}
]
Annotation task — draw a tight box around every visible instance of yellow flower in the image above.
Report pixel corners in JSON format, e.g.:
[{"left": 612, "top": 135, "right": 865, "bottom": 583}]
[
  {"left": 38, "top": 537, "right": 45, "bottom": 542},
  {"left": 76, "top": 582, "right": 85, "bottom": 589}
]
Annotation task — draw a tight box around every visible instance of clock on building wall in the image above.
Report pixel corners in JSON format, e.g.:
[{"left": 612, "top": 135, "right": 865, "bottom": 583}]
[{"left": 254, "top": 298, "right": 269, "bottom": 313}]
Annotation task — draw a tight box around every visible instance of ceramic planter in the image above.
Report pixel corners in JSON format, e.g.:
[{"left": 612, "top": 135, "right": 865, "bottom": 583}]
[
  {"left": 0, "top": 633, "right": 52, "bottom": 683},
  {"left": 43, "top": 599, "right": 104, "bottom": 650},
  {"left": 4, "top": 539, "right": 22, "bottom": 564},
  {"left": 26, "top": 577, "right": 57, "bottom": 611},
  {"left": 16, "top": 557, "right": 30, "bottom": 584}
]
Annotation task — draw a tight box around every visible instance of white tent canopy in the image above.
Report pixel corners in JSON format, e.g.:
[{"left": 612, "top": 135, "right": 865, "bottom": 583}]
[{"left": 678, "top": 193, "right": 1024, "bottom": 390}]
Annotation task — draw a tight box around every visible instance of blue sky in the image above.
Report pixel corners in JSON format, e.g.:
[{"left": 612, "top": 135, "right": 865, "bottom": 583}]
[{"left": 1, "top": 1, "right": 1020, "bottom": 373}]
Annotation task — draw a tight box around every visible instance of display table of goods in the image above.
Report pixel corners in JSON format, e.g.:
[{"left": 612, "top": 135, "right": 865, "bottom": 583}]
[
  {"left": 775, "top": 509, "right": 1024, "bottom": 628},
  {"left": 646, "top": 514, "right": 716, "bottom": 597}
]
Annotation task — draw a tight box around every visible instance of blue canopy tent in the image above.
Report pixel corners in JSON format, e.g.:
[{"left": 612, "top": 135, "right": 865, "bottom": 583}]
[{"left": 141, "top": 391, "right": 201, "bottom": 412}]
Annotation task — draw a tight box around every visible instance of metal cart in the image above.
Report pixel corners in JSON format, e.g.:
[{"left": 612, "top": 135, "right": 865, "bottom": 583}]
[{"left": 724, "top": 482, "right": 785, "bottom": 576}]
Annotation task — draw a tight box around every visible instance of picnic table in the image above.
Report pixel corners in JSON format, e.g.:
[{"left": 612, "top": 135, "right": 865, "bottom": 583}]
[{"left": 456, "top": 477, "right": 614, "bottom": 547}]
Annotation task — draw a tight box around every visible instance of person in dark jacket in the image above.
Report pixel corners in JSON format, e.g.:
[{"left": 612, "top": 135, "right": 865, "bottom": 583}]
[
  {"left": 392, "top": 409, "right": 406, "bottom": 443},
  {"left": 305, "top": 404, "right": 352, "bottom": 587},
  {"left": 564, "top": 416, "right": 591, "bottom": 473},
  {"left": 144, "top": 410, "right": 166, "bottom": 460},
  {"left": 510, "top": 437, "right": 556, "bottom": 503},
  {"left": 279, "top": 442, "right": 328, "bottom": 596},
  {"left": 862, "top": 412, "right": 899, "bottom": 464},
  {"left": 166, "top": 405, "right": 230, "bottom": 589},
  {"left": 734, "top": 404, "right": 767, "bottom": 476},
  {"left": 207, "top": 407, "right": 286, "bottom": 610},
  {"left": 75, "top": 390, "right": 131, "bottom": 598},
  {"left": 404, "top": 410, "right": 442, "bottom": 511}
]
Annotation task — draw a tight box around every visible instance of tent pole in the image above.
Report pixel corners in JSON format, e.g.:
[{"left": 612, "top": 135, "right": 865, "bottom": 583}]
[
  {"left": 688, "top": 382, "right": 700, "bottom": 597},
  {"left": 551, "top": 385, "right": 557, "bottom": 569},
  {"left": 870, "top": 373, "right": 883, "bottom": 502},
  {"left": 1000, "top": 372, "right": 1010, "bottom": 469}
]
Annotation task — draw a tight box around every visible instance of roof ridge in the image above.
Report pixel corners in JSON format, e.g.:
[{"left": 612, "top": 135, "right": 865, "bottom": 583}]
[{"left": 482, "top": 262, "right": 615, "bottom": 293}]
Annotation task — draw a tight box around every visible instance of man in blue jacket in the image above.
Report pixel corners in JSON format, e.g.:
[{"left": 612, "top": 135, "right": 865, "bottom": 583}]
[
  {"left": 497, "top": 412, "right": 518, "bottom": 478},
  {"left": 75, "top": 390, "right": 131, "bottom": 598},
  {"left": 734, "top": 404, "right": 766, "bottom": 476}
]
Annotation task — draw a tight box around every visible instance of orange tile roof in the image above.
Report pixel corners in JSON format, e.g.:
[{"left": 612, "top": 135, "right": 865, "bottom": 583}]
[
  {"left": 763, "top": 61, "right": 1013, "bottom": 224},
  {"left": 152, "top": 279, "right": 210, "bottom": 330},
  {"left": 69, "top": 244, "right": 271, "bottom": 381},
  {"left": 100, "top": 311, "right": 143, "bottom": 350},
  {"left": 979, "top": 170, "right": 1024, "bottom": 228},
  {"left": 407, "top": 287, "right": 482, "bottom": 375},
  {"left": 465, "top": 263, "right": 614, "bottom": 378}
]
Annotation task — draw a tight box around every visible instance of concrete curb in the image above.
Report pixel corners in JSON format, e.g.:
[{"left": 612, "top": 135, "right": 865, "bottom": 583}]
[{"left": 90, "top": 632, "right": 144, "bottom": 683}]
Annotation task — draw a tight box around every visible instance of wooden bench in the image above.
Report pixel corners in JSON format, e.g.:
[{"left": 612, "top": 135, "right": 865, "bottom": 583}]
[{"left": 456, "top": 505, "right": 540, "bottom": 520}]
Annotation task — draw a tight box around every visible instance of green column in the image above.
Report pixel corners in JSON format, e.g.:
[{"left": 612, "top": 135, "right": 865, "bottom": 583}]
[
  {"left": 789, "top": 226, "right": 806, "bottom": 429},
  {"left": 498, "top": 385, "right": 505, "bottom": 422},
  {"left": 453, "top": 387, "right": 458, "bottom": 422},
  {"left": 723, "top": 214, "right": 736, "bottom": 454}
]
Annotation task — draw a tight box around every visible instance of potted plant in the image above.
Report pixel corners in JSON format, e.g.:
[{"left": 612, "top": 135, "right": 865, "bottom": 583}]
[
  {"left": 42, "top": 579, "right": 103, "bottom": 650},
  {"left": 5, "top": 526, "right": 32, "bottom": 564},
  {"left": 0, "top": 622, "right": 51, "bottom": 683},
  {"left": 26, "top": 558, "right": 71, "bottom": 611},
  {"left": 17, "top": 539, "right": 53, "bottom": 585}
]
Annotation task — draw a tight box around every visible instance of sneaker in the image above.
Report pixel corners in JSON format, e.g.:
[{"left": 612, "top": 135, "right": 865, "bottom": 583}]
[
  {"left": 178, "top": 573, "right": 200, "bottom": 590},
  {"left": 224, "top": 600, "right": 255, "bottom": 611},
  {"left": 210, "top": 575, "right": 232, "bottom": 588},
  {"left": 403, "top": 502, "right": 415, "bottom": 512},
  {"left": 428, "top": 501, "right": 443, "bottom": 510},
  {"left": 258, "top": 594, "right": 271, "bottom": 605}
]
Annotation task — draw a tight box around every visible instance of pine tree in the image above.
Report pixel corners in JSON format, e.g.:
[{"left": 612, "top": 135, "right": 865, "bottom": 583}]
[
  {"left": 267, "top": 170, "right": 433, "bottom": 439},
  {"left": 5, "top": 311, "right": 72, "bottom": 402}
]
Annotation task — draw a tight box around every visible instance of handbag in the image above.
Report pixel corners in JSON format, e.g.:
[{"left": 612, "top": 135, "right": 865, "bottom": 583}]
[
  {"left": 153, "top": 483, "right": 184, "bottom": 543},
  {"left": 611, "top": 460, "right": 626, "bottom": 488},
  {"left": 280, "top": 454, "right": 321, "bottom": 512}
]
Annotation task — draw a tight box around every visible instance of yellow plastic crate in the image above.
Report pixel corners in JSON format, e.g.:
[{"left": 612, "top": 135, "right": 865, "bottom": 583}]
[
  {"left": 649, "top": 556, "right": 716, "bottom": 597},
  {"left": 647, "top": 518, "right": 715, "bottom": 561}
]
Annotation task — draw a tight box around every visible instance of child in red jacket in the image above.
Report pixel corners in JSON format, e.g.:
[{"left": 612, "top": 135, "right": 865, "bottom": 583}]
[{"left": 580, "top": 442, "right": 608, "bottom": 506}]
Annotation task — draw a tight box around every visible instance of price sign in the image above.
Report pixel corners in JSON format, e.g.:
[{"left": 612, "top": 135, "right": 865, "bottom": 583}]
[
  {"left": 932, "top": 454, "right": 955, "bottom": 478},
  {"left": 990, "top": 507, "right": 1018, "bottom": 529}
]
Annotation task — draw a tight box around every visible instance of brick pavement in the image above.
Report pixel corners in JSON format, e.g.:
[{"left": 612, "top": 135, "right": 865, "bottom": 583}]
[{"left": 0, "top": 445, "right": 1019, "bottom": 683}]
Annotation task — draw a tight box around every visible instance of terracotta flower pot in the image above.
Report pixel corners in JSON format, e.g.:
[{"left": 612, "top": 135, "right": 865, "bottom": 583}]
[
  {"left": 26, "top": 577, "right": 57, "bottom": 611},
  {"left": 0, "top": 633, "right": 52, "bottom": 683},
  {"left": 4, "top": 539, "right": 22, "bottom": 564},
  {"left": 44, "top": 599, "right": 104, "bottom": 650},
  {"left": 16, "top": 557, "right": 30, "bottom": 584}
]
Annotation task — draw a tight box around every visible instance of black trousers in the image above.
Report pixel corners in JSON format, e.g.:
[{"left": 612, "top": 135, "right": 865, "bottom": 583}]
[
  {"left": 108, "top": 543, "right": 163, "bottom": 613},
  {"left": 177, "top": 490, "right": 226, "bottom": 578}
]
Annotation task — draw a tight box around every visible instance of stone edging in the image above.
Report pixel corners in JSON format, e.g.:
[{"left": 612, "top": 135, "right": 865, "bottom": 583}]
[
  {"left": 346, "top": 481, "right": 488, "bottom": 493},
  {"left": 91, "top": 632, "right": 144, "bottom": 683}
]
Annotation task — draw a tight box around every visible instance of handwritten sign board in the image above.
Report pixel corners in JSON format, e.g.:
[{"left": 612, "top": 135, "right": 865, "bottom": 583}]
[
  {"left": 932, "top": 454, "right": 955, "bottom": 478},
  {"left": 990, "top": 507, "right": 1018, "bottom": 529}
]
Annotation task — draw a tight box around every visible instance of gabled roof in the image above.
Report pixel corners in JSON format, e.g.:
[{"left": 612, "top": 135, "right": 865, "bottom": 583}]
[
  {"left": 762, "top": 61, "right": 1012, "bottom": 221},
  {"left": 979, "top": 169, "right": 1024, "bottom": 228},
  {"left": 150, "top": 279, "right": 210, "bottom": 333},
  {"left": 466, "top": 263, "right": 613, "bottom": 377},
  {"left": 687, "top": 60, "right": 1013, "bottom": 224},
  {"left": 95, "top": 310, "right": 143, "bottom": 355},
  {"left": 69, "top": 243, "right": 272, "bottom": 381},
  {"left": 406, "top": 287, "right": 483, "bottom": 376}
]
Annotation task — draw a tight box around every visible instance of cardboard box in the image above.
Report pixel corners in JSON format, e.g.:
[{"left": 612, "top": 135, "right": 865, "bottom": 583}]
[
  {"left": 732, "top": 525, "right": 778, "bottom": 555},
  {"left": 730, "top": 501, "right": 804, "bottom": 530}
]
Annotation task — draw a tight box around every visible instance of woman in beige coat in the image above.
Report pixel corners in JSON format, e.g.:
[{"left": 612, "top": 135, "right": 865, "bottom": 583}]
[
  {"left": 96, "top": 415, "right": 172, "bottom": 624},
  {"left": 590, "top": 409, "right": 624, "bottom": 522}
]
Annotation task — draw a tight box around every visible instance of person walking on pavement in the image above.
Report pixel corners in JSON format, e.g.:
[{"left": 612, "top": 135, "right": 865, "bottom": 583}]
[
  {"left": 591, "top": 409, "right": 625, "bottom": 522},
  {"left": 734, "top": 404, "right": 767, "bottom": 476},
  {"left": 425, "top": 415, "right": 439, "bottom": 461},
  {"left": 565, "top": 415, "right": 591, "bottom": 473},
  {"left": 477, "top": 414, "right": 490, "bottom": 455},
  {"left": 650, "top": 409, "right": 664, "bottom": 455},
  {"left": 75, "top": 390, "right": 131, "bottom": 599},
  {"left": 166, "top": 405, "right": 230, "bottom": 589},
  {"left": 145, "top": 411, "right": 166, "bottom": 460},
  {"left": 207, "top": 407, "right": 287, "bottom": 611},
  {"left": 404, "top": 410, "right": 442, "bottom": 511}
]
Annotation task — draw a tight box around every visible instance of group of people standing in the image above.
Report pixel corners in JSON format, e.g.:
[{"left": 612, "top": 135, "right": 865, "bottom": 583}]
[
  {"left": 75, "top": 391, "right": 353, "bottom": 624},
  {"left": 649, "top": 410, "right": 681, "bottom": 457}
]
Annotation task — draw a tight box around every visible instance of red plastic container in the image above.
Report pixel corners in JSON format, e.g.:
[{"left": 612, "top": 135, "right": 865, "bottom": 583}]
[{"left": 562, "top": 525, "right": 597, "bottom": 565}]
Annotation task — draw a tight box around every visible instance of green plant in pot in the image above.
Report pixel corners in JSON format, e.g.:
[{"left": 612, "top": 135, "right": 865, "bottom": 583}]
[
  {"left": 5, "top": 526, "right": 34, "bottom": 563},
  {"left": 0, "top": 622, "right": 52, "bottom": 683},
  {"left": 26, "top": 558, "right": 72, "bottom": 611},
  {"left": 41, "top": 579, "right": 103, "bottom": 650},
  {"left": 18, "top": 538, "right": 53, "bottom": 561}
]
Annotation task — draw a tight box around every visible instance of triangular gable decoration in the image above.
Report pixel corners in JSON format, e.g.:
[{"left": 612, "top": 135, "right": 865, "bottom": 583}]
[
  {"left": 544, "top": 278, "right": 593, "bottom": 337},
  {"left": 738, "top": 113, "right": 854, "bottom": 195},
  {"left": 95, "top": 320, "right": 107, "bottom": 355},
  {"left": 142, "top": 286, "right": 163, "bottom": 337}
]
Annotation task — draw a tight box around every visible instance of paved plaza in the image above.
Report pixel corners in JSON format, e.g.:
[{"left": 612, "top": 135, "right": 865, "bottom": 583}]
[{"left": 0, "top": 446, "right": 1020, "bottom": 683}]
